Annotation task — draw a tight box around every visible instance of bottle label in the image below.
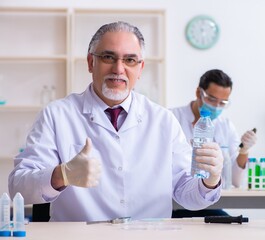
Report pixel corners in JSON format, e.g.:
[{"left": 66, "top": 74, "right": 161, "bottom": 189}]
[{"left": 193, "top": 137, "right": 212, "bottom": 148}]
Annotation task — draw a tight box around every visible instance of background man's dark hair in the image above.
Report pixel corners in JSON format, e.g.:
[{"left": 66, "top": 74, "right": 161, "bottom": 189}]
[{"left": 199, "top": 69, "right": 233, "bottom": 90}]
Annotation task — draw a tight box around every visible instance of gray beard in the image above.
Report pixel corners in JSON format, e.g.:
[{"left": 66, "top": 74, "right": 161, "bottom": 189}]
[{"left": 102, "top": 82, "right": 129, "bottom": 101}]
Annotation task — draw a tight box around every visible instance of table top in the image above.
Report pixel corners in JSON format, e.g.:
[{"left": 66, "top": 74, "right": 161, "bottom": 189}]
[
  {"left": 173, "top": 188, "right": 265, "bottom": 209},
  {"left": 221, "top": 188, "right": 265, "bottom": 197},
  {"left": 3, "top": 218, "right": 265, "bottom": 240}
]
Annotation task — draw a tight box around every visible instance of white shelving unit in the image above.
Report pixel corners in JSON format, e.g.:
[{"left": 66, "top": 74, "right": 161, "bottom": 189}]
[
  {"left": 0, "top": 7, "right": 165, "bottom": 159},
  {"left": 0, "top": 7, "right": 69, "bottom": 157}
]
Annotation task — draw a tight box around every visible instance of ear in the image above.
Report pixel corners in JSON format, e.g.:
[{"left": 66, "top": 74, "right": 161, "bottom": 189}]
[
  {"left": 136, "top": 61, "right": 145, "bottom": 80},
  {"left": 195, "top": 87, "right": 201, "bottom": 99},
  {"left": 87, "top": 54, "right": 93, "bottom": 73}
]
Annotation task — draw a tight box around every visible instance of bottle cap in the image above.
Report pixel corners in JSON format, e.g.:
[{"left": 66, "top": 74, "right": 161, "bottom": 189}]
[
  {"left": 0, "top": 231, "right": 11, "bottom": 237},
  {"left": 200, "top": 109, "right": 211, "bottom": 117},
  {"left": 248, "top": 157, "right": 256, "bottom": 162},
  {"left": 13, "top": 231, "right": 26, "bottom": 237}
]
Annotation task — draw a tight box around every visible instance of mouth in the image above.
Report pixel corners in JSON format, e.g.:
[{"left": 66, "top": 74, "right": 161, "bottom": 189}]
[
  {"left": 105, "top": 75, "right": 128, "bottom": 87},
  {"left": 108, "top": 78, "right": 126, "bottom": 83}
]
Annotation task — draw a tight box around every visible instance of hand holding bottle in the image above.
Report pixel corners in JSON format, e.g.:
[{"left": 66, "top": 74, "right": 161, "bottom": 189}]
[
  {"left": 194, "top": 142, "right": 223, "bottom": 188},
  {"left": 61, "top": 138, "right": 101, "bottom": 187}
]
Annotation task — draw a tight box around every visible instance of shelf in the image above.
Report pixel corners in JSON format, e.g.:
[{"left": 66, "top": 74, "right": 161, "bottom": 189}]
[
  {"left": 0, "top": 105, "right": 42, "bottom": 112},
  {"left": 0, "top": 56, "right": 67, "bottom": 61},
  {"left": 0, "top": 7, "right": 68, "bottom": 13},
  {"left": 0, "top": 8, "right": 68, "bottom": 56},
  {"left": 0, "top": 156, "right": 13, "bottom": 161}
]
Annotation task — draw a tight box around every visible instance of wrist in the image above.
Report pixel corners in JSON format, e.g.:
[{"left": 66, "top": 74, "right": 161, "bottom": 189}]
[
  {"left": 51, "top": 165, "right": 66, "bottom": 190},
  {"left": 239, "top": 147, "right": 249, "bottom": 155},
  {"left": 202, "top": 178, "right": 221, "bottom": 189}
]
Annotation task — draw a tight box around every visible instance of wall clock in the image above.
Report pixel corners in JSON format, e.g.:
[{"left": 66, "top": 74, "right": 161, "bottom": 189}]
[{"left": 185, "top": 15, "right": 219, "bottom": 50}]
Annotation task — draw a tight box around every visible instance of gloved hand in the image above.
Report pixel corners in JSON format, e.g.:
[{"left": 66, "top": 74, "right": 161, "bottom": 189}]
[
  {"left": 239, "top": 130, "right": 257, "bottom": 154},
  {"left": 194, "top": 142, "right": 223, "bottom": 188},
  {"left": 61, "top": 138, "right": 101, "bottom": 187}
]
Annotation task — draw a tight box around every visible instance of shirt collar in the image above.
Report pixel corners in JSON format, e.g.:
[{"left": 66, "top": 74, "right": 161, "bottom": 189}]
[{"left": 187, "top": 101, "right": 196, "bottom": 123}]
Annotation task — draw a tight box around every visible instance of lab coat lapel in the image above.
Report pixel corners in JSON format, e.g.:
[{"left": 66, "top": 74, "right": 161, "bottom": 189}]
[
  {"left": 82, "top": 86, "right": 114, "bottom": 132},
  {"left": 119, "top": 93, "right": 144, "bottom": 132},
  {"left": 90, "top": 107, "right": 115, "bottom": 132}
]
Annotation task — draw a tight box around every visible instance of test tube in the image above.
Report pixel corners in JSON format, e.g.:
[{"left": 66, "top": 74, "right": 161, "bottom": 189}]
[
  {"left": 248, "top": 158, "right": 256, "bottom": 189},
  {"left": 255, "top": 159, "right": 261, "bottom": 189},
  {"left": 13, "top": 193, "right": 26, "bottom": 237},
  {"left": 0, "top": 193, "right": 11, "bottom": 237},
  {"left": 260, "top": 158, "right": 265, "bottom": 188}
]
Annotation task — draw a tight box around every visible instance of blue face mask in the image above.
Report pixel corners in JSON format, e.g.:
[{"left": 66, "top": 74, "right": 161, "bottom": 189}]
[{"left": 199, "top": 102, "right": 223, "bottom": 120}]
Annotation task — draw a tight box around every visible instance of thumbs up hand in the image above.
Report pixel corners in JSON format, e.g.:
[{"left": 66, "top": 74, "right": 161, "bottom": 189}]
[{"left": 61, "top": 138, "right": 101, "bottom": 187}]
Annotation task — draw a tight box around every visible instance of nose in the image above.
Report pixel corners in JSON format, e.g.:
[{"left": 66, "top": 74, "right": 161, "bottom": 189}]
[{"left": 111, "top": 59, "right": 126, "bottom": 74}]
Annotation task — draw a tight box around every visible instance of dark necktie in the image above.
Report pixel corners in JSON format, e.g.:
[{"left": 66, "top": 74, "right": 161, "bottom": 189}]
[{"left": 105, "top": 107, "right": 123, "bottom": 131}]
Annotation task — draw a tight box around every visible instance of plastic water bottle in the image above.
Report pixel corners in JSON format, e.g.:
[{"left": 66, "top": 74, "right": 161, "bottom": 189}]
[
  {"left": 191, "top": 109, "right": 214, "bottom": 178},
  {"left": 0, "top": 193, "right": 11, "bottom": 237},
  {"left": 13, "top": 193, "right": 26, "bottom": 237},
  {"left": 221, "top": 146, "right": 232, "bottom": 189}
]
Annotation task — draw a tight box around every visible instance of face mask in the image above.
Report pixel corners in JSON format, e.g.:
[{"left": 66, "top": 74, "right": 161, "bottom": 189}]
[{"left": 199, "top": 102, "right": 223, "bottom": 120}]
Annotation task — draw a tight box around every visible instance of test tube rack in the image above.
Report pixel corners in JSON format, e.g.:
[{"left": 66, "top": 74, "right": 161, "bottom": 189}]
[{"left": 248, "top": 158, "right": 265, "bottom": 190}]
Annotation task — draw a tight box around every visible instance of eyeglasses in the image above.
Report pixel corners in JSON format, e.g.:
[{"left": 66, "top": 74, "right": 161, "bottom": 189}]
[
  {"left": 91, "top": 53, "right": 143, "bottom": 67},
  {"left": 200, "top": 88, "right": 230, "bottom": 108}
]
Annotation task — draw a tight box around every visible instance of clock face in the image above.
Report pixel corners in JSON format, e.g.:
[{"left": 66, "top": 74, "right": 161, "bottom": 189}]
[{"left": 185, "top": 15, "right": 219, "bottom": 50}]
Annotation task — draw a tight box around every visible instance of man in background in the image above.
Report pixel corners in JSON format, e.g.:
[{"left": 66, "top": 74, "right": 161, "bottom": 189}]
[{"left": 171, "top": 69, "right": 257, "bottom": 217}]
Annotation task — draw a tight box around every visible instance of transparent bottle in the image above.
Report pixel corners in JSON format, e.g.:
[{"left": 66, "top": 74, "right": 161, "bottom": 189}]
[
  {"left": 191, "top": 109, "right": 214, "bottom": 178},
  {"left": 221, "top": 146, "right": 232, "bottom": 189},
  {"left": 0, "top": 193, "right": 11, "bottom": 237},
  {"left": 40, "top": 85, "right": 50, "bottom": 106},
  {"left": 50, "top": 85, "right": 56, "bottom": 101},
  {"left": 13, "top": 193, "right": 26, "bottom": 237}
]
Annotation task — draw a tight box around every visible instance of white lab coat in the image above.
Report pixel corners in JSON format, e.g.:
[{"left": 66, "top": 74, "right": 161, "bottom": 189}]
[
  {"left": 9, "top": 84, "right": 221, "bottom": 221},
  {"left": 170, "top": 103, "right": 245, "bottom": 188}
]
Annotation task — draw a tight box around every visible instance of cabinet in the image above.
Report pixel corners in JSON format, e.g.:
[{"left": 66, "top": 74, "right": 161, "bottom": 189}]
[{"left": 0, "top": 7, "right": 165, "bottom": 158}]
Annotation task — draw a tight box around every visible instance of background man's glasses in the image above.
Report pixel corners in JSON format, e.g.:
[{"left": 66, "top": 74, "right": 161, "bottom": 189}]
[
  {"left": 91, "top": 53, "right": 143, "bottom": 67},
  {"left": 200, "top": 88, "right": 230, "bottom": 108}
]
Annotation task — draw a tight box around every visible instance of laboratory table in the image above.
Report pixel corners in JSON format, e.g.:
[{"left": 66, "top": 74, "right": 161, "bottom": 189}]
[
  {"left": 2, "top": 218, "right": 265, "bottom": 240},
  {"left": 174, "top": 189, "right": 265, "bottom": 209}
]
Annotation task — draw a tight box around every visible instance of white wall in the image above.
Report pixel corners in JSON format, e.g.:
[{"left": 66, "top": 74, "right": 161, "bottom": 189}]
[
  {"left": 1, "top": 0, "right": 264, "bottom": 157},
  {"left": 1, "top": 0, "right": 265, "bottom": 217}
]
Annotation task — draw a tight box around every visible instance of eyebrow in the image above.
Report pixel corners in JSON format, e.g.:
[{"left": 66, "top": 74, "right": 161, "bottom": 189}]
[
  {"left": 208, "top": 94, "right": 229, "bottom": 102},
  {"left": 100, "top": 50, "right": 139, "bottom": 58}
]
